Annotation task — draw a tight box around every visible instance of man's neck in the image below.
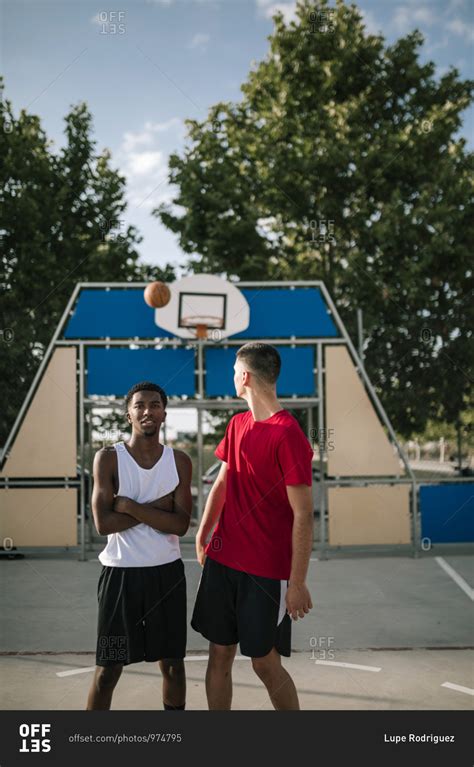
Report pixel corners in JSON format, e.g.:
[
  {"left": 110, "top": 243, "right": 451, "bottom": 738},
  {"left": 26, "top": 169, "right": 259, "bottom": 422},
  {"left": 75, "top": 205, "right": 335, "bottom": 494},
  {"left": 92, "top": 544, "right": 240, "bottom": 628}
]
[
  {"left": 128, "top": 434, "right": 162, "bottom": 456},
  {"left": 245, "top": 390, "right": 283, "bottom": 422}
]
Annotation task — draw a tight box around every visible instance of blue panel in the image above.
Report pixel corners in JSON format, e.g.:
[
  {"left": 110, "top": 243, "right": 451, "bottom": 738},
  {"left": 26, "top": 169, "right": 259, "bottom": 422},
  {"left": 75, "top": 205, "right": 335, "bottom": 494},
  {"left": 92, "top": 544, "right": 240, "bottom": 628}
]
[
  {"left": 236, "top": 288, "right": 338, "bottom": 338},
  {"left": 64, "top": 286, "right": 338, "bottom": 340},
  {"left": 205, "top": 346, "right": 315, "bottom": 397},
  {"left": 87, "top": 348, "right": 195, "bottom": 396},
  {"left": 65, "top": 289, "right": 172, "bottom": 339},
  {"left": 420, "top": 484, "right": 474, "bottom": 543}
]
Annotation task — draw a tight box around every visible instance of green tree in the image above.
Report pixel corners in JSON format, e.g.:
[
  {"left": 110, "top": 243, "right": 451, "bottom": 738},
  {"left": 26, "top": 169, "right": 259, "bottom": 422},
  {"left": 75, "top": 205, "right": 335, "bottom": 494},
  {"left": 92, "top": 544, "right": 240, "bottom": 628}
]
[
  {"left": 155, "top": 0, "right": 473, "bottom": 438},
  {"left": 0, "top": 83, "right": 174, "bottom": 443}
]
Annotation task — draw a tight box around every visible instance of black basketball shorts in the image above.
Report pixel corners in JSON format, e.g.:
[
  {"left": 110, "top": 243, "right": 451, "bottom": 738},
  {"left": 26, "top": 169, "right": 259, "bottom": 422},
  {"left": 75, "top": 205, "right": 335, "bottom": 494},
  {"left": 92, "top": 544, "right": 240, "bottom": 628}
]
[
  {"left": 191, "top": 556, "right": 291, "bottom": 658},
  {"left": 96, "top": 558, "right": 187, "bottom": 667}
]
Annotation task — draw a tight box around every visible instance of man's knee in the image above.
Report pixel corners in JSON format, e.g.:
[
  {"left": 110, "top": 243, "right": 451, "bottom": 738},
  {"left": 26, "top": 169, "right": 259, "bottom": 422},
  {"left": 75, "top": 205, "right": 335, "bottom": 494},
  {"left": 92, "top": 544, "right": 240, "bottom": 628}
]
[
  {"left": 209, "top": 643, "right": 236, "bottom": 671},
  {"left": 251, "top": 650, "right": 278, "bottom": 681},
  {"left": 160, "top": 658, "right": 185, "bottom": 679},
  {"left": 95, "top": 664, "right": 123, "bottom": 691}
]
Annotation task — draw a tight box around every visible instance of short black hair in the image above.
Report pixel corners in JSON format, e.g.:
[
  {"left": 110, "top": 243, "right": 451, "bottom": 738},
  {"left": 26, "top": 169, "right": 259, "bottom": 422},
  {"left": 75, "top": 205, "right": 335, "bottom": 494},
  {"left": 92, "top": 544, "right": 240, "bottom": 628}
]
[
  {"left": 124, "top": 381, "right": 168, "bottom": 412},
  {"left": 236, "top": 343, "right": 281, "bottom": 385}
]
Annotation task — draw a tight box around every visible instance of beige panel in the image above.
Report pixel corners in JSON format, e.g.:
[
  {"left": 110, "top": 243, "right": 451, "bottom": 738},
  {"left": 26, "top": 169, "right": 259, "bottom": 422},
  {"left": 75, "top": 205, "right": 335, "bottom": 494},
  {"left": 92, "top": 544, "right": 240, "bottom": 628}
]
[
  {"left": 0, "top": 488, "right": 77, "bottom": 546},
  {"left": 328, "top": 485, "right": 411, "bottom": 545},
  {"left": 1, "top": 348, "right": 77, "bottom": 477},
  {"left": 326, "top": 346, "right": 401, "bottom": 476}
]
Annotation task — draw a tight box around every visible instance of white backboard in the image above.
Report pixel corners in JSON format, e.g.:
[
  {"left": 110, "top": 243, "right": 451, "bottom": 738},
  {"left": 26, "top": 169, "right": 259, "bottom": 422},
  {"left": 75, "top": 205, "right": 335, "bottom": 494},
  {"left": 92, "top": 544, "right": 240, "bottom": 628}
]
[{"left": 155, "top": 275, "right": 250, "bottom": 340}]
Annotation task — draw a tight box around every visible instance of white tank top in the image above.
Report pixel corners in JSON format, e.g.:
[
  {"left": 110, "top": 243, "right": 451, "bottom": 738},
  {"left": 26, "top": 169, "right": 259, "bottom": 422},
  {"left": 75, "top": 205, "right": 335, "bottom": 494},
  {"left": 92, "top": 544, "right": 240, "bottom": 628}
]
[{"left": 98, "top": 442, "right": 182, "bottom": 568}]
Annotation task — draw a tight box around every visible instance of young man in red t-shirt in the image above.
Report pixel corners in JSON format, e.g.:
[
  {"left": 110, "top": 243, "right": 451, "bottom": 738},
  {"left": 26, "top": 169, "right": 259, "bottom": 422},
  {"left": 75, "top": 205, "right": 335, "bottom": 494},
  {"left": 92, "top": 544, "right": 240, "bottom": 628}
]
[{"left": 192, "top": 342, "right": 314, "bottom": 710}]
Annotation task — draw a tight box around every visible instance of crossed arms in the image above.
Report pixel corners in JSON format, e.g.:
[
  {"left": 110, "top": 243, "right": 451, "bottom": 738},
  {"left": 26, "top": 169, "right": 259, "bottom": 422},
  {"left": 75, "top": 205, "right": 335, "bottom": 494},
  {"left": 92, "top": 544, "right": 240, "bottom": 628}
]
[{"left": 91, "top": 448, "right": 193, "bottom": 537}]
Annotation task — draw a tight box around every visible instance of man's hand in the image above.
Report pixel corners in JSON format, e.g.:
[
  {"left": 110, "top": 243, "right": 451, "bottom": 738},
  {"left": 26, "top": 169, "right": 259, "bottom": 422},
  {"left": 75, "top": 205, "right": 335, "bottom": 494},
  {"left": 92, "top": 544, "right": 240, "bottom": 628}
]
[
  {"left": 150, "top": 492, "right": 174, "bottom": 513},
  {"left": 114, "top": 493, "right": 173, "bottom": 516},
  {"left": 286, "top": 582, "right": 313, "bottom": 621},
  {"left": 196, "top": 535, "right": 207, "bottom": 567},
  {"left": 114, "top": 496, "right": 134, "bottom": 515}
]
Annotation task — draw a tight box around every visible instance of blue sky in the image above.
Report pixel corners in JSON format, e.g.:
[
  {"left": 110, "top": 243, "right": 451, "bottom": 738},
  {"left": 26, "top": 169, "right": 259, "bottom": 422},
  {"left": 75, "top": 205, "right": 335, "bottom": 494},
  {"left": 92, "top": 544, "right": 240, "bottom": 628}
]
[{"left": 2, "top": 0, "right": 473, "bottom": 271}]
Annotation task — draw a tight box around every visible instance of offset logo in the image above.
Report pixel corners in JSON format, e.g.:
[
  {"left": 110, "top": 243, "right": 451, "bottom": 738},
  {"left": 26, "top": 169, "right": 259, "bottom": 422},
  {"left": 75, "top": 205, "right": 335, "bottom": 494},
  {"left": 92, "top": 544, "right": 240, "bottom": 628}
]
[{"left": 19, "top": 723, "right": 52, "bottom": 753}]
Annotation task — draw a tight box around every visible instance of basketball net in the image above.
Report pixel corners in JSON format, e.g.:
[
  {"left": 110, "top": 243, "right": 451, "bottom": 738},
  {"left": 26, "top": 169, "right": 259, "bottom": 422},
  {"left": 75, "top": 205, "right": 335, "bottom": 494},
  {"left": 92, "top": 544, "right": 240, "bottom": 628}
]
[
  {"left": 181, "top": 315, "right": 224, "bottom": 340},
  {"left": 195, "top": 323, "right": 208, "bottom": 340}
]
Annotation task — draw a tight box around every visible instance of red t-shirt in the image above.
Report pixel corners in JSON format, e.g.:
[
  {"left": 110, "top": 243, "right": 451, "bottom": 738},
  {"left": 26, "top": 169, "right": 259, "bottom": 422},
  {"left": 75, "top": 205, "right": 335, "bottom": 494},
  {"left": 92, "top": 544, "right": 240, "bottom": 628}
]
[{"left": 205, "top": 409, "right": 314, "bottom": 580}]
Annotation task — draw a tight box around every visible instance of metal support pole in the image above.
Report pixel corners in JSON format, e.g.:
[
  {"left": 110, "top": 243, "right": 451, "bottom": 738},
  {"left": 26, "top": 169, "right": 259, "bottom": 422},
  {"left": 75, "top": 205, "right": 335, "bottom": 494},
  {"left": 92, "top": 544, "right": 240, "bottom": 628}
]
[
  {"left": 411, "top": 478, "right": 419, "bottom": 558},
  {"left": 307, "top": 405, "right": 317, "bottom": 555},
  {"left": 456, "top": 422, "right": 463, "bottom": 472},
  {"left": 79, "top": 344, "right": 86, "bottom": 562},
  {"left": 196, "top": 342, "right": 204, "bottom": 523},
  {"left": 357, "top": 308, "right": 364, "bottom": 365},
  {"left": 316, "top": 343, "right": 327, "bottom": 559},
  {"left": 86, "top": 406, "right": 94, "bottom": 550},
  {"left": 197, "top": 409, "right": 204, "bottom": 523},
  {"left": 56, "top": 337, "right": 346, "bottom": 348},
  {"left": 307, "top": 407, "right": 314, "bottom": 440}
]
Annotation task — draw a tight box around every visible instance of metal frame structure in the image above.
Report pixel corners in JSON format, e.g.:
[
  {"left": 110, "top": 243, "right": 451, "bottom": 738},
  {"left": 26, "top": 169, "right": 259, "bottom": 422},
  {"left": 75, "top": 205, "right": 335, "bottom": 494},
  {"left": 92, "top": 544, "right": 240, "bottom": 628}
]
[{"left": 1, "top": 280, "right": 426, "bottom": 561}]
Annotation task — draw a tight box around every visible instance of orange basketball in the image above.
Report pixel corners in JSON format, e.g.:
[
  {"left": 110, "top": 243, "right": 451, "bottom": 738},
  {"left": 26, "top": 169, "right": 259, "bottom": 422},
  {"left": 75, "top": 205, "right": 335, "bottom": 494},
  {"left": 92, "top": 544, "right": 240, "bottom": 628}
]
[{"left": 144, "top": 281, "right": 171, "bottom": 308}]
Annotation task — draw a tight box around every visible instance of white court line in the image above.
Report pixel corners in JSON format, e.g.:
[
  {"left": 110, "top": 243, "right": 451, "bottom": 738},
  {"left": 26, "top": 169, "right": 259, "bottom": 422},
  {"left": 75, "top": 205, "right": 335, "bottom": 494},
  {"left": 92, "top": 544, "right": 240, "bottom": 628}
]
[
  {"left": 315, "top": 660, "right": 381, "bottom": 672},
  {"left": 435, "top": 557, "right": 474, "bottom": 601},
  {"left": 441, "top": 682, "right": 474, "bottom": 697},
  {"left": 56, "top": 656, "right": 251, "bottom": 676},
  {"left": 186, "top": 655, "right": 250, "bottom": 662},
  {"left": 57, "top": 667, "right": 95, "bottom": 677}
]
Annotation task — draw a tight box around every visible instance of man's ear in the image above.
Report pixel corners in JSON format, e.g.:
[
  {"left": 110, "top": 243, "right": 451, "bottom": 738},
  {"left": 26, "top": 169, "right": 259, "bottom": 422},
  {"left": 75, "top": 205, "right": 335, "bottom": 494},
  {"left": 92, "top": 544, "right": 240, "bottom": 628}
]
[
  {"left": 126, "top": 411, "right": 132, "bottom": 424},
  {"left": 162, "top": 410, "right": 167, "bottom": 421}
]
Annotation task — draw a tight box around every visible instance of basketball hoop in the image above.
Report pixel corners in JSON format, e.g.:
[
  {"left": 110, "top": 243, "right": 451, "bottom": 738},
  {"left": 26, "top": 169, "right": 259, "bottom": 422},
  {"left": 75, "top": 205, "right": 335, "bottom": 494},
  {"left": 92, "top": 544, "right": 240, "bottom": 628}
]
[
  {"left": 153, "top": 275, "right": 250, "bottom": 340},
  {"left": 180, "top": 315, "right": 224, "bottom": 339}
]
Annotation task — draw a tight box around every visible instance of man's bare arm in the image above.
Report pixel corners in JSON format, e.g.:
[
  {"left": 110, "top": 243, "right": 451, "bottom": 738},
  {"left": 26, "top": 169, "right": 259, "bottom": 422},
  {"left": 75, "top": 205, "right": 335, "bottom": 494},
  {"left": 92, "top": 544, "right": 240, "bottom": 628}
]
[
  {"left": 115, "top": 451, "right": 193, "bottom": 537},
  {"left": 195, "top": 462, "right": 227, "bottom": 566},
  {"left": 91, "top": 449, "right": 140, "bottom": 536},
  {"left": 286, "top": 484, "right": 314, "bottom": 620}
]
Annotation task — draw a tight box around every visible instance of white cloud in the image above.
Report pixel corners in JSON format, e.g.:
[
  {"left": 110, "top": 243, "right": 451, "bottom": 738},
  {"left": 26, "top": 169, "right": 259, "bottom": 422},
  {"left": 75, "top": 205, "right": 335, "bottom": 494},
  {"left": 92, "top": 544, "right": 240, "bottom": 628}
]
[
  {"left": 391, "top": 5, "right": 473, "bottom": 45},
  {"left": 392, "top": 5, "right": 437, "bottom": 33},
  {"left": 122, "top": 118, "right": 182, "bottom": 153},
  {"left": 122, "top": 128, "right": 153, "bottom": 154},
  {"left": 154, "top": 117, "right": 183, "bottom": 132},
  {"left": 127, "top": 150, "right": 164, "bottom": 176},
  {"left": 446, "top": 17, "right": 474, "bottom": 42},
  {"left": 121, "top": 148, "right": 169, "bottom": 209},
  {"left": 188, "top": 33, "right": 210, "bottom": 51},
  {"left": 118, "top": 118, "right": 185, "bottom": 211},
  {"left": 256, "top": 0, "right": 298, "bottom": 24}
]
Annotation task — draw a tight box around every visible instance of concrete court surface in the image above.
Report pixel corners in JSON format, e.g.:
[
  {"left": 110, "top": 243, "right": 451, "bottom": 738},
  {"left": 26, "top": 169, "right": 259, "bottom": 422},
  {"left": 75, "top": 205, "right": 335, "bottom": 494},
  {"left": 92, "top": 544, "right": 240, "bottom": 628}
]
[{"left": 0, "top": 544, "right": 473, "bottom": 710}]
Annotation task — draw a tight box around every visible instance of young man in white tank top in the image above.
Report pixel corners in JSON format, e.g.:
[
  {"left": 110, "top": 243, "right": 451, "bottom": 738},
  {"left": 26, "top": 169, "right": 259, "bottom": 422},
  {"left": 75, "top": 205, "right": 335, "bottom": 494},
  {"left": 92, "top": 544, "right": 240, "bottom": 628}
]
[{"left": 86, "top": 381, "right": 192, "bottom": 710}]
